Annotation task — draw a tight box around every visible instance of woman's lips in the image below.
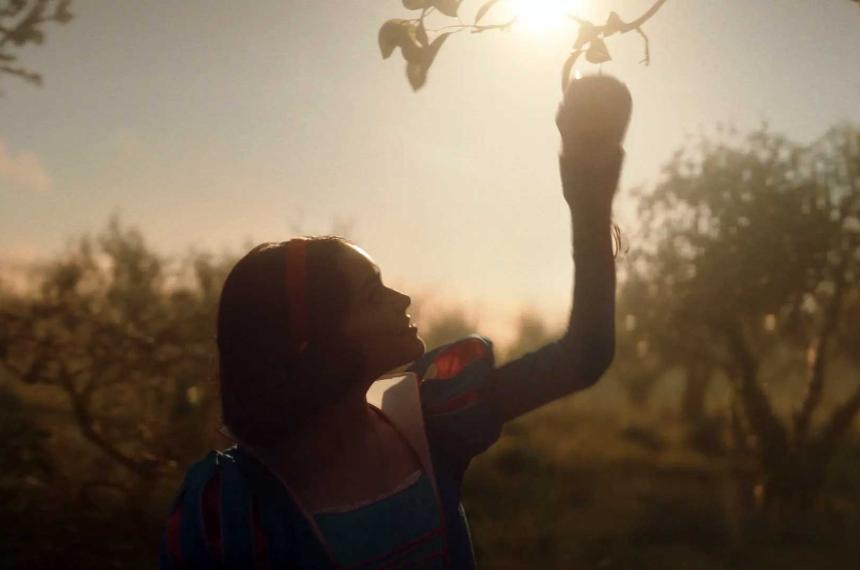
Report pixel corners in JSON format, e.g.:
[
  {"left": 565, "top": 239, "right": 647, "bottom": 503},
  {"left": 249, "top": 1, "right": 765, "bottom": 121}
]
[{"left": 396, "top": 314, "right": 418, "bottom": 335}]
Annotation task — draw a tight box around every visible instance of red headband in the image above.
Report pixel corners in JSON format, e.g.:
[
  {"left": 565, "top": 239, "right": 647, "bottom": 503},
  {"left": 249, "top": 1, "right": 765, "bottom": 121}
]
[{"left": 285, "top": 239, "right": 309, "bottom": 352}]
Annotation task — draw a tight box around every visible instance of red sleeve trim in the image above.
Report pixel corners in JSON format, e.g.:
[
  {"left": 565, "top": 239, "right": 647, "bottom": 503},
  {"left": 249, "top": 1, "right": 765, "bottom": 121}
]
[{"left": 430, "top": 338, "right": 487, "bottom": 381}]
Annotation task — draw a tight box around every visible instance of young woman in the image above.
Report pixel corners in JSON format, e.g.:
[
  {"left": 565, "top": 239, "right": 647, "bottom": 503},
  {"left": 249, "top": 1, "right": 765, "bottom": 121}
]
[{"left": 160, "top": 74, "right": 631, "bottom": 569}]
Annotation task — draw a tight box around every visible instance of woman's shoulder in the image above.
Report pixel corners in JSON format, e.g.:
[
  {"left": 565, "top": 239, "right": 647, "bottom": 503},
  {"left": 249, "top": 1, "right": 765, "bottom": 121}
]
[
  {"left": 169, "top": 448, "right": 246, "bottom": 502},
  {"left": 410, "top": 335, "right": 495, "bottom": 409},
  {"left": 161, "top": 448, "right": 275, "bottom": 568},
  {"left": 407, "top": 335, "right": 502, "bottom": 465}
]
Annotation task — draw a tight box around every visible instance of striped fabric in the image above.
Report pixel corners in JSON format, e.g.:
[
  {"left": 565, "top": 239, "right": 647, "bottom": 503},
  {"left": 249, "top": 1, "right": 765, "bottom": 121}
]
[{"left": 314, "top": 472, "right": 446, "bottom": 568}]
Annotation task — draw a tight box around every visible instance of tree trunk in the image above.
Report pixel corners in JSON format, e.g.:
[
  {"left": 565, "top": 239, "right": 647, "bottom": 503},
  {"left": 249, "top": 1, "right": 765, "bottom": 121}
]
[{"left": 681, "top": 361, "right": 711, "bottom": 423}]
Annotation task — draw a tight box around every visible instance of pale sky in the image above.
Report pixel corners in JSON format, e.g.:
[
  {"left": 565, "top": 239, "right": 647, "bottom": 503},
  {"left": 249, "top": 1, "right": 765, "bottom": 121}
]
[{"left": 2, "top": 0, "right": 859, "bottom": 340}]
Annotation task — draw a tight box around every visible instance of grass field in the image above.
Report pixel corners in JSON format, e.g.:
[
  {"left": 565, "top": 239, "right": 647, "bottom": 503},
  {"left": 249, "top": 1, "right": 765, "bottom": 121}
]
[{"left": 464, "top": 394, "right": 860, "bottom": 569}]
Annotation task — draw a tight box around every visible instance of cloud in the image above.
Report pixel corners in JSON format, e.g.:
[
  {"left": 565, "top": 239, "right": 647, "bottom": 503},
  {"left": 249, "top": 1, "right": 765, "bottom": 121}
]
[{"left": 0, "top": 138, "right": 53, "bottom": 192}]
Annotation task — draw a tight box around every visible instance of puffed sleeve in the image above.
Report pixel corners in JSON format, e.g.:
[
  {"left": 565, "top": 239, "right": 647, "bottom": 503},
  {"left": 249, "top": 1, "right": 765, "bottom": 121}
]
[
  {"left": 408, "top": 335, "right": 502, "bottom": 475},
  {"left": 160, "top": 451, "right": 269, "bottom": 569}
]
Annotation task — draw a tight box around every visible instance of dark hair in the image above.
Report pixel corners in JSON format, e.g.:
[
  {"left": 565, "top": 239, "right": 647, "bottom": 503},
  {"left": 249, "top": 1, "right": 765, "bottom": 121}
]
[{"left": 216, "top": 236, "right": 362, "bottom": 447}]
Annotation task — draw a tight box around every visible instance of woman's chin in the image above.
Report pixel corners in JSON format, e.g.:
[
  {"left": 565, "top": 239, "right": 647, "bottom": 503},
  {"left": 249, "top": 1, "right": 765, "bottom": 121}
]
[
  {"left": 366, "top": 335, "right": 425, "bottom": 378},
  {"left": 410, "top": 335, "right": 426, "bottom": 358},
  {"left": 396, "top": 334, "right": 426, "bottom": 366}
]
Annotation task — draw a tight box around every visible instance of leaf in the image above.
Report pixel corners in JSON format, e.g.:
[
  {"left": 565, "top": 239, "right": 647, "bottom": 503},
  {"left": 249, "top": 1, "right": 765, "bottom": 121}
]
[
  {"left": 475, "top": 0, "right": 501, "bottom": 23},
  {"left": 416, "top": 20, "right": 429, "bottom": 47},
  {"left": 401, "top": 40, "right": 424, "bottom": 63},
  {"left": 560, "top": 50, "right": 582, "bottom": 93},
  {"left": 378, "top": 19, "right": 407, "bottom": 59},
  {"left": 407, "top": 60, "right": 429, "bottom": 90},
  {"left": 426, "top": 32, "right": 451, "bottom": 66},
  {"left": 431, "top": 0, "right": 460, "bottom": 18},
  {"left": 585, "top": 38, "right": 611, "bottom": 64},
  {"left": 572, "top": 19, "right": 597, "bottom": 50},
  {"left": 55, "top": 0, "right": 74, "bottom": 23},
  {"left": 603, "top": 11, "right": 624, "bottom": 36},
  {"left": 403, "top": 32, "right": 449, "bottom": 90},
  {"left": 379, "top": 20, "right": 422, "bottom": 61},
  {"left": 403, "top": 0, "right": 430, "bottom": 9}
]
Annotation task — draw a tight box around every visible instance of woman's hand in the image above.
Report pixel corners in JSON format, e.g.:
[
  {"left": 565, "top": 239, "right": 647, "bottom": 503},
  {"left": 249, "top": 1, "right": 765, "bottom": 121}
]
[{"left": 556, "top": 74, "right": 631, "bottom": 210}]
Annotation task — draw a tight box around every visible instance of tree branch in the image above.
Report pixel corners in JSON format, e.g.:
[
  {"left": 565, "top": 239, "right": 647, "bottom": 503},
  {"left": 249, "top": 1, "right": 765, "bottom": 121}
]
[
  {"left": 562, "top": 0, "right": 669, "bottom": 89},
  {"left": 56, "top": 360, "right": 157, "bottom": 477},
  {"left": 816, "top": 383, "right": 860, "bottom": 455},
  {"left": 722, "top": 323, "right": 789, "bottom": 470},
  {"left": 794, "top": 271, "right": 847, "bottom": 441},
  {"left": 794, "top": 176, "right": 856, "bottom": 442},
  {"left": 573, "top": 0, "right": 668, "bottom": 41}
]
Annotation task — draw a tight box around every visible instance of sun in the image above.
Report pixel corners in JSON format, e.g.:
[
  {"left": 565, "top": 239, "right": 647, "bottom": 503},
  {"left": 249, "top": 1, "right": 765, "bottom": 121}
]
[{"left": 506, "top": 0, "right": 581, "bottom": 31}]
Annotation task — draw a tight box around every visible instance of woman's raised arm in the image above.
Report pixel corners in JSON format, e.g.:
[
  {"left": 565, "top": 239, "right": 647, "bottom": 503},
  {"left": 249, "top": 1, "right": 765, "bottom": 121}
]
[{"left": 485, "top": 75, "right": 631, "bottom": 423}]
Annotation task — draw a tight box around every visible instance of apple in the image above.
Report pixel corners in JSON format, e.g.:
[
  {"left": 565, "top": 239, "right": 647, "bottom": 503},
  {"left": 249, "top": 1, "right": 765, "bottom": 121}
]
[{"left": 556, "top": 74, "right": 632, "bottom": 151}]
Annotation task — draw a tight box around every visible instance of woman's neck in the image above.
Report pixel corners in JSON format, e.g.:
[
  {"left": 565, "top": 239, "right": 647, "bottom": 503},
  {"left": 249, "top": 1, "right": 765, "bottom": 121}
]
[{"left": 247, "top": 387, "right": 382, "bottom": 486}]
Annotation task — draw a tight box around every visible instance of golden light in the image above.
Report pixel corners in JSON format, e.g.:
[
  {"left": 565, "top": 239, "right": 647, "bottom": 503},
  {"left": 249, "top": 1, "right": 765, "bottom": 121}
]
[{"left": 507, "top": 0, "right": 581, "bottom": 31}]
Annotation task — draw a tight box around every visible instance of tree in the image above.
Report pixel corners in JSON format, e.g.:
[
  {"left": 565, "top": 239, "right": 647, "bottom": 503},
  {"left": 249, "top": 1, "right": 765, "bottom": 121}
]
[
  {"left": 0, "top": 0, "right": 73, "bottom": 92},
  {"left": 0, "top": 383, "right": 52, "bottom": 503},
  {"left": 609, "top": 296, "right": 664, "bottom": 410},
  {"left": 0, "top": 219, "right": 232, "bottom": 499},
  {"left": 623, "top": 123, "right": 860, "bottom": 529}
]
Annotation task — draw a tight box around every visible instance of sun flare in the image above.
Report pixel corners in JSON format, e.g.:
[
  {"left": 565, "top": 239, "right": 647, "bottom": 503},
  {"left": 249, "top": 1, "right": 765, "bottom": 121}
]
[{"left": 507, "top": 0, "right": 582, "bottom": 31}]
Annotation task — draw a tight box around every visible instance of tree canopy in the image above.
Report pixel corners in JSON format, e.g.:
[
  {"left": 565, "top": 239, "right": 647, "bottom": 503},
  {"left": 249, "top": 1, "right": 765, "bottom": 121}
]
[{"left": 619, "top": 124, "right": 860, "bottom": 524}]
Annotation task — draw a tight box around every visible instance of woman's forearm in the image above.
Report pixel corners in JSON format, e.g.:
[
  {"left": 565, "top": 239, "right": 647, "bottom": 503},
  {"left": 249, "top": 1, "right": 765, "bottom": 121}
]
[
  {"left": 561, "top": 147, "right": 621, "bottom": 379},
  {"left": 486, "top": 149, "right": 620, "bottom": 423}
]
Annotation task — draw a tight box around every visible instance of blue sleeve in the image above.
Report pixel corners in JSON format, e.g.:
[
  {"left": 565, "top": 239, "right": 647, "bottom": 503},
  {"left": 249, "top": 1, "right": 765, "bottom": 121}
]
[{"left": 408, "top": 335, "right": 502, "bottom": 472}]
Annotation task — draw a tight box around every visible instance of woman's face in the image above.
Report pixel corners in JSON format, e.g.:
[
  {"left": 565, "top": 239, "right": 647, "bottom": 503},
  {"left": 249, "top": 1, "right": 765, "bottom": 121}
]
[{"left": 338, "top": 244, "right": 425, "bottom": 381}]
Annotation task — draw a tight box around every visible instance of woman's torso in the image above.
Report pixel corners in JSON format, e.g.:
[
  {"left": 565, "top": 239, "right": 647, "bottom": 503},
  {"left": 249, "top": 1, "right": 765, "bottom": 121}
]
[{"left": 268, "top": 406, "right": 423, "bottom": 515}]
